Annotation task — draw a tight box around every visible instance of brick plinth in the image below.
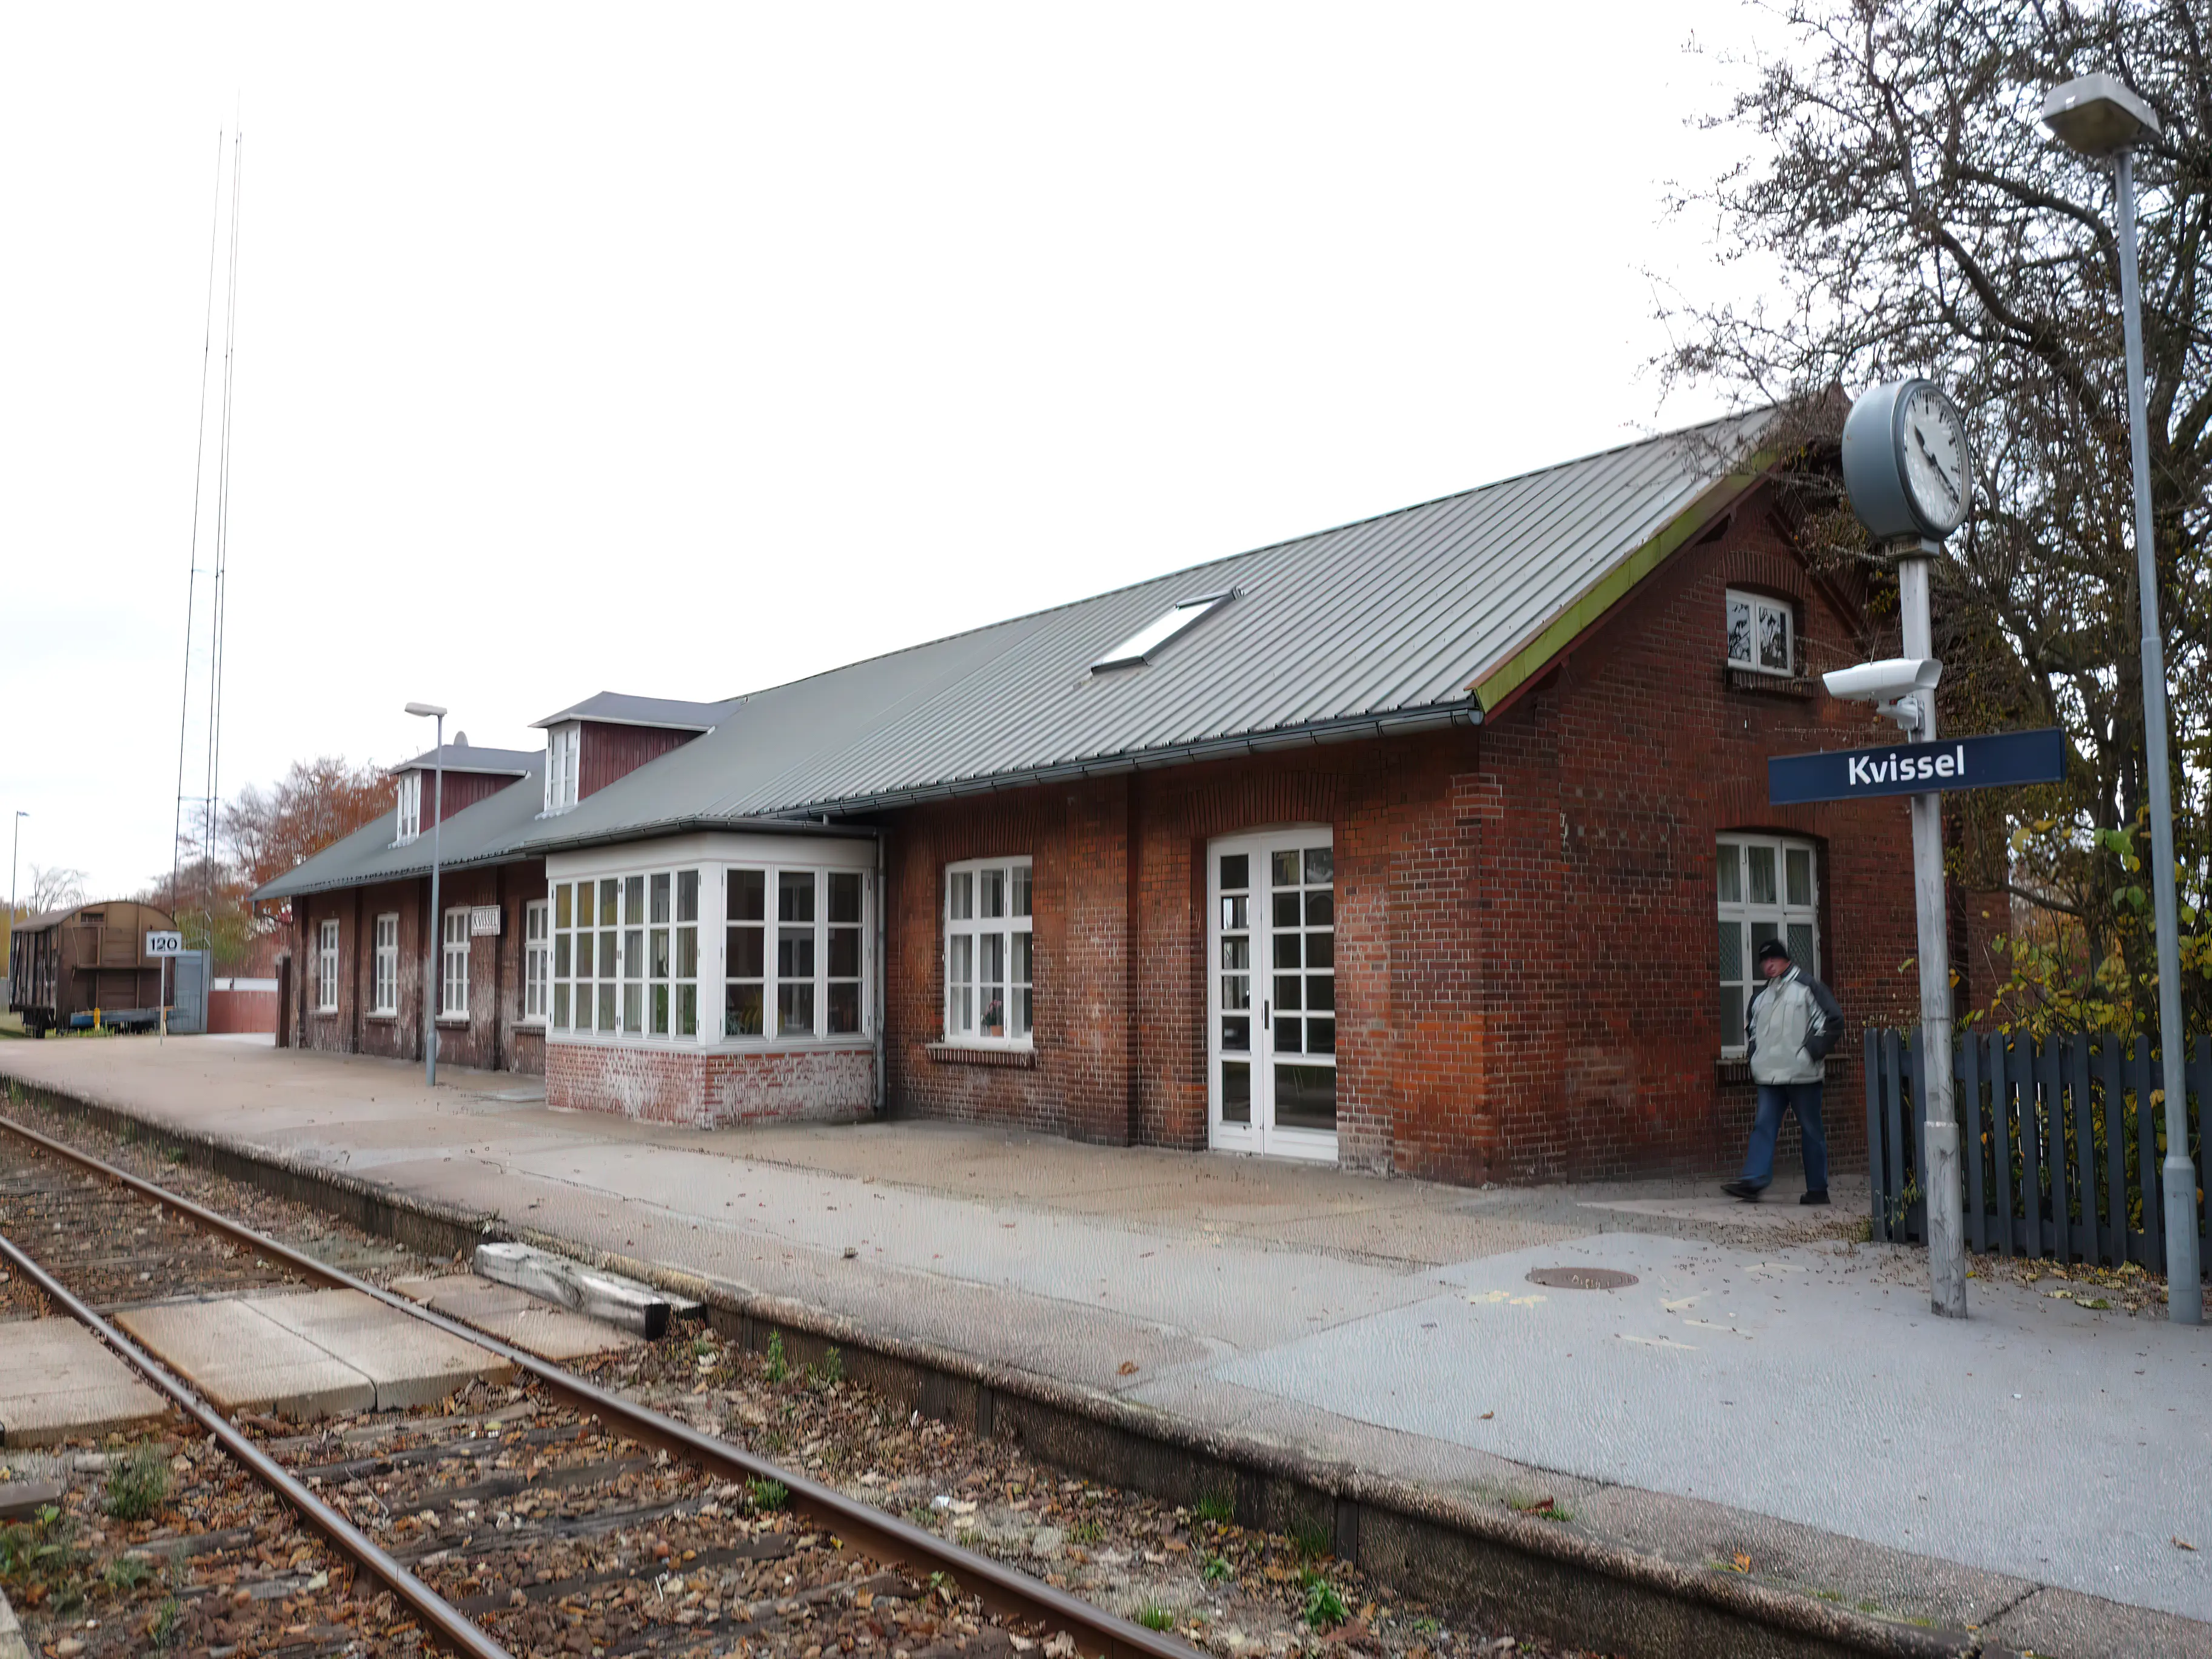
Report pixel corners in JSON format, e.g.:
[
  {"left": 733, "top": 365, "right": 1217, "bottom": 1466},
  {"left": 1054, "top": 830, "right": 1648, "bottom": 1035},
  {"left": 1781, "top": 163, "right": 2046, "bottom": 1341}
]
[{"left": 546, "top": 1041, "right": 875, "bottom": 1128}]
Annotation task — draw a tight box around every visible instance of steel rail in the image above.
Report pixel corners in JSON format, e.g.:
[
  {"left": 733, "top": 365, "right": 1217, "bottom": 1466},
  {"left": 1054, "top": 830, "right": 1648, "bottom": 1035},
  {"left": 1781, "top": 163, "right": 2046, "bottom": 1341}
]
[
  {"left": 0, "top": 1225, "right": 514, "bottom": 1659},
  {"left": 0, "top": 1113, "right": 1195, "bottom": 1659}
]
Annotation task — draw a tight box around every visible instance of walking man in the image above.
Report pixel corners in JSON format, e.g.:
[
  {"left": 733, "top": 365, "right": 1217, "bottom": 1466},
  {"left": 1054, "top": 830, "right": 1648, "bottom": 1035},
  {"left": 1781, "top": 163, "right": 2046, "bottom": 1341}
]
[{"left": 1724, "top": 938, "right": 1844, "bottom": 1205}]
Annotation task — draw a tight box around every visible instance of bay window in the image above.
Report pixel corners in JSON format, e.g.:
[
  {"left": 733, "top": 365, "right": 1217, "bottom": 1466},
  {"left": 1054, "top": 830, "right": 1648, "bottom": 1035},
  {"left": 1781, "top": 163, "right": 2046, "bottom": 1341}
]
[
  {"left": 944, "top": 857, "right": 1032, "bottom": 1045},
  {"left": 727, "top": 865, "right": 868, "bottom": 1040},
  {"left": 550, "top": 866, "right": 702, "bottom": 1039}
]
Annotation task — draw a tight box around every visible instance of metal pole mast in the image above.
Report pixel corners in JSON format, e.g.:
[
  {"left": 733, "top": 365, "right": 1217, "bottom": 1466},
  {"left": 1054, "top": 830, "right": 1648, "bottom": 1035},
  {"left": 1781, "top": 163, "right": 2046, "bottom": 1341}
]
[
  {"left": 426, "top": 716, "right": 444, "bottom": 1090},
  {"left": 1895, "top": 545, "right": 1966, "bottom": 1318},
  {"left": 2114, "top": 147, "right": 2201, "bottom": 1319}
]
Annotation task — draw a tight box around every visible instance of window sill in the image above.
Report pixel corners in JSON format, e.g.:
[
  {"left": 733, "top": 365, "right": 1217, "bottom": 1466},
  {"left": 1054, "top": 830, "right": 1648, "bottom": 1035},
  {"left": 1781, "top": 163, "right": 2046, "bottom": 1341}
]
[
  {"left": 927, "top": 1042, "right": 1036, "bottom": 1069},
  {"left": 365, "top": 1012, "right": 399, "bottom": 1023},
  {"left": 515, "top": 1020, "right": 546, "bottom": 1031},
  {"left": 312, "top": 1008, "right": 340, "bottom": 1019},
  {"left": 1715, "top": 1055, "right": 1752, "bottom": 1085},
  {"left": 435, "top": 1016, "right": 471, "bottom": 1028},
  {"left": 1723, "top": 666, "right": 1816, "bottom": 699}
]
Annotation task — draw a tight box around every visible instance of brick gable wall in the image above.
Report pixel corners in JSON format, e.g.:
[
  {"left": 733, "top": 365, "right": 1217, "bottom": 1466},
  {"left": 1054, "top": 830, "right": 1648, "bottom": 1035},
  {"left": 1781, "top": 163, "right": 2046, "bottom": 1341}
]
[{"left": 880, "top": 483, "right": 1923, "bottom": 1184}]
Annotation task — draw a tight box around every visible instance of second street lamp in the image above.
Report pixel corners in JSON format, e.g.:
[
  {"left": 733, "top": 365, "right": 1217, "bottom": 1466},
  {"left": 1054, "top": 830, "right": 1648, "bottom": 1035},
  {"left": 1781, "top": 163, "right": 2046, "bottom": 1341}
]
[
  {"left": 405, "top": 701, "right": 447, "bottom": 1088},
  {"left": 2040, "top": 72, "right": 2201, "bottom": 1322}
]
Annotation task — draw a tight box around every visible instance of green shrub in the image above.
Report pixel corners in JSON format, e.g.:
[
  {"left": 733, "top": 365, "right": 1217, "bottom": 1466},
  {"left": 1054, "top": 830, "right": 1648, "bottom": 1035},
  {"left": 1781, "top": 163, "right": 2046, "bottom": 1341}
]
[
  {"left": 106, "top": 1447, "right": 172, "bottom": 1522},
  {"left": 748, "top": 1478, "right": 789, "bottom": 1512}
]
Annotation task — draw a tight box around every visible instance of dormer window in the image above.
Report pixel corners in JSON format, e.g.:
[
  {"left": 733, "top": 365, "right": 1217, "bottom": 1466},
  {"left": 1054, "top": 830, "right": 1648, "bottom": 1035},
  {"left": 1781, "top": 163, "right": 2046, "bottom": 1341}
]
[
  {"left": 396, "top": 772, "right": 422, "bottom": 844},
  {"left": 545, "top": 726, "right": 581, "bottom": 814},
  {"left": 1725, "top": 589, "right": 1794, "bottom": 677}
]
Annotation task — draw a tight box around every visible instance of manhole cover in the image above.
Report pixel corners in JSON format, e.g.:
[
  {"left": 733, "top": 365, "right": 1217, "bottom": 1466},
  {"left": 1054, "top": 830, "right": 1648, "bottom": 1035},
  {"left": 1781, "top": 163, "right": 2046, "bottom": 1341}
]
[{"left": 1526, "top": 1267, "right": 1639, "bottom": 1290}]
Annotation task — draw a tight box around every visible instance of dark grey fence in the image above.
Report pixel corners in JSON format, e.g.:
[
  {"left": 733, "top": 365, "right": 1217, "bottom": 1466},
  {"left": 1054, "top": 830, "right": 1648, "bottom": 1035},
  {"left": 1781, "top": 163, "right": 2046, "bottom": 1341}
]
[{"left": 1865, "top": 1028, "right": 2210, "bottom": 1271}]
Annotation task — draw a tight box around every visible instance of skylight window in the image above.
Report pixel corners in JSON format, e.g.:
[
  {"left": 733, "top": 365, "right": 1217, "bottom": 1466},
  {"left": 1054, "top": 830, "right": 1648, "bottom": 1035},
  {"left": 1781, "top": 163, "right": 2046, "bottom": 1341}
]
[{"left": 1091, "top": 592, "right": 1232, "bottom": 672}]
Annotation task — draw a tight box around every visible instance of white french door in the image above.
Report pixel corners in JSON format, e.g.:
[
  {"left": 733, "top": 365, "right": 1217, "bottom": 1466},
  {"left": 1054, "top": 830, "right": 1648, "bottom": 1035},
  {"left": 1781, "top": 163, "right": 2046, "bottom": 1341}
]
[{"left": 1207, "top": 828, "right": 1338, "bottom": 1161}]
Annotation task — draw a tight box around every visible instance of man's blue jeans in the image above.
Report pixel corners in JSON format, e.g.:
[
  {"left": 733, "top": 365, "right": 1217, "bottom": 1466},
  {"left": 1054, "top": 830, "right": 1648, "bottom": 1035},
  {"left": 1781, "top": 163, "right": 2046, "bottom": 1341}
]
[{"left": 1741, "top": 1082, "right": 1828, "bottom": 1193}]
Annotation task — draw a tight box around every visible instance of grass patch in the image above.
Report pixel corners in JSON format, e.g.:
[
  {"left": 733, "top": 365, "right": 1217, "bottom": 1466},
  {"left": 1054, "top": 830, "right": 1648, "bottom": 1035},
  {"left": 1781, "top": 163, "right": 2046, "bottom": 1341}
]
[
  {"left": 149, "top": 1597, "right": 182, "bottom": 1651},
  {"left": 1287, "top": 1517, "right": 1331, "bottom": 1560},
  {"left": 748, "top": 1478, "right": 789, "bottom": 1512},
  {"left": 1300, "top": 1573, "right": 1348, "bottom": 1631},
  {"left": 1070, "top": 1518, "right": 1104, "bottom": 1544},
  {"left": 1136, "top": 1603, "right": 1175, "bottom": 1632},
  {"left": 1193, "top": 1490, "right": 1234, "bottom": 1526},
  {"left": 1201, "top": 1554, "right": 1233, "bottom": 1583},
  {"left": 808, "top": 1346, "right": 843, "bottom": 1388},
  {"left": 106, "top": 1446, "right": 172, "bottom": 1522},
  {"left": 102, "top": 1555, "right": 153, "bottom": 1592},
  {"left": 763, "top": 1330, "right": 788, "bottom": 1382}
]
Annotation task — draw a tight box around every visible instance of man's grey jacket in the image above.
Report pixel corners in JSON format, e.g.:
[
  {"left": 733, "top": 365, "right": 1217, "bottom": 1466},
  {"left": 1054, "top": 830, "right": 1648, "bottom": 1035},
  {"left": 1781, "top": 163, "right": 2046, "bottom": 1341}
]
[{"left": 1746, "top": 966, "right": 1845, "bottom": 1086}]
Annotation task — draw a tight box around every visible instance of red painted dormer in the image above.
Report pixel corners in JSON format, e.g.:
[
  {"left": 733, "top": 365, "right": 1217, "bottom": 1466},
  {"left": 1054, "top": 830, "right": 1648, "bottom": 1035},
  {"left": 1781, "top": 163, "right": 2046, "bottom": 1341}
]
[
  {"left": 390, "top": 735, "right": 537, "bottom": 844},
  {"left": 532, "top": 692, "right": 742, "bottom": 814}
]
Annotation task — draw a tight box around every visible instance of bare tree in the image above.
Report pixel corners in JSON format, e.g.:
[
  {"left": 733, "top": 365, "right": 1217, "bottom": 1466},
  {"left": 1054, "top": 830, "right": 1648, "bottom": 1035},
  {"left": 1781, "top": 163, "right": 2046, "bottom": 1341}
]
[
  {"left": 1657, "top": 0, "right": 2209, "bottom": 1028},
  {"left": 24, "top": 864, "right": 89, "bottom": 916}
]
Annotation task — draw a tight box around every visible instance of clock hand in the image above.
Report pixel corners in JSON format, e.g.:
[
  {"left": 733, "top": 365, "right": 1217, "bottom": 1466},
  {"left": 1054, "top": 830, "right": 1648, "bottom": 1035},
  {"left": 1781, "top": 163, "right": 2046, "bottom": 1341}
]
[{"left": 1913, "top": 426, "right": 1962, "bottom": 503}]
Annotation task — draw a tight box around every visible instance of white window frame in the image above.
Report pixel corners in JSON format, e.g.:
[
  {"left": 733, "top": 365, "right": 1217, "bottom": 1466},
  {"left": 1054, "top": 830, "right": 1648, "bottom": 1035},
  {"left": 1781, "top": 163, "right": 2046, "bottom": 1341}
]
[
  {"left": 1717, "top": 834, "right": 1820, "bottom": 1056},
  {"left": 723, "top": 865, "right": 871, "bottom": 1043},
  {"left": 316, "top": 919, "right": 340, "bottom": 1013},
  {"left": 1724, "top": 588, "right": 1795, "bottom": 677},
  {"left": 441, "top": 908, "right": 471, "bottom": 1019},
  {"left": 543, "top": 726, "right": 580, "bottom": 814},
  {"left": 523, "top": 900, "right": 550, "bottom": 1024},
  {"left": 371, "top": 913, "right": 398, "bottom": 1016},
  {"left": 942, "top": 857, "right": 1033, "bottom": 1048},
  {"left": 550, "top": 867, "right": 706, "bottom": 1041},
  {"left": 396, "top": 772, "right": 422, "bottom": 843}
]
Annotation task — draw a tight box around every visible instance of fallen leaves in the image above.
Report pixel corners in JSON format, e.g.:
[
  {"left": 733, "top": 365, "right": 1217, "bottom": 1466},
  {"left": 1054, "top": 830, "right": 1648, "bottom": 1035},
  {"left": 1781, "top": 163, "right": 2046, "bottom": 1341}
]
[{"left": 1116, "top": 1361, "right": 1140, "bottom": 1376}]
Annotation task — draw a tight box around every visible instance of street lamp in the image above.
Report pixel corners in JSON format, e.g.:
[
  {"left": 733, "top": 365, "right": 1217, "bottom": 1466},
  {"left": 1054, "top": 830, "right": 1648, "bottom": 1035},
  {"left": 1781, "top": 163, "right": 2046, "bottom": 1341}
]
[
  {"left": 2042, "top": 72, "right": 2200, "bottom": 1324},
  {"left": 405, "top": 702, "right": 447, "bottom": 1088}
]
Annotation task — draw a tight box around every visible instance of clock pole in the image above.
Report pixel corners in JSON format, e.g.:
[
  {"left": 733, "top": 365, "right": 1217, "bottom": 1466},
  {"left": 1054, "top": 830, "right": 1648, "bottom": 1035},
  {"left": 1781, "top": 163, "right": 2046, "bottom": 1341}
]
[
  {"left": 1840, "top": 378, "right": 1973, "bottom": 1319},
  {"left": 1894, "top": 536, "right": 1967, "bottom": 1319}
]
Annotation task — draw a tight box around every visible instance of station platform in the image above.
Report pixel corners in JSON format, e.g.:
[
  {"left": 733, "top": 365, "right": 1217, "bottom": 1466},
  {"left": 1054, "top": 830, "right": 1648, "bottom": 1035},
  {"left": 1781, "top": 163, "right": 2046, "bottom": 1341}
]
[{"left": 2, "top": 1037, "right": 2207, "bottom": 1655}]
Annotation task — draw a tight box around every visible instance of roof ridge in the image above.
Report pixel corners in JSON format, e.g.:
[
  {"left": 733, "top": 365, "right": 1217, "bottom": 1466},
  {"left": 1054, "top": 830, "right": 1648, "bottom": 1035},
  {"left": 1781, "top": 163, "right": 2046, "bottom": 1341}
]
[{"left": 719, "top": 407, "right": 1771, "bottom": 706}]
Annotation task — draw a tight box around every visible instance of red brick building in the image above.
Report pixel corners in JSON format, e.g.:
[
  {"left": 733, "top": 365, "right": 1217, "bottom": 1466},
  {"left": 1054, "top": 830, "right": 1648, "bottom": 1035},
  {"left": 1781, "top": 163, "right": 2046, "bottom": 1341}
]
[{"left": 261, "top": 413, "right": 1940, "bottom": 1184}]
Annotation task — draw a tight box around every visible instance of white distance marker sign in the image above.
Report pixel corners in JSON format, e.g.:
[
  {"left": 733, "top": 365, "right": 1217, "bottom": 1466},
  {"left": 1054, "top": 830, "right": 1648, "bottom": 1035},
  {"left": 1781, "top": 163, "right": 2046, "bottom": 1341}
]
[{"left": 145, "top": 931, "right": 184, "bottom": 956}]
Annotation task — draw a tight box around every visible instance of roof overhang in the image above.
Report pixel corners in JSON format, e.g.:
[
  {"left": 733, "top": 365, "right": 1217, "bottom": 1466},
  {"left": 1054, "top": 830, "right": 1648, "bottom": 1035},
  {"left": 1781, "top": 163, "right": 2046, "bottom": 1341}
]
[{"left": 1469, "top": 446, "right": 1778, "bottom": 714}]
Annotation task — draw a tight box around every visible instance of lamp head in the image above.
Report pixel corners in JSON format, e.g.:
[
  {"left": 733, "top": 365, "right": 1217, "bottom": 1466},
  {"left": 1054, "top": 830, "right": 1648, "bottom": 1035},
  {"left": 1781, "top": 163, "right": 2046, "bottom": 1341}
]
[
  {"left": 2041, "top": 73, "right": 2160, "bottom": 156},
  {"left": 404, "top": 702, "right": 447, "bottom": 720}
]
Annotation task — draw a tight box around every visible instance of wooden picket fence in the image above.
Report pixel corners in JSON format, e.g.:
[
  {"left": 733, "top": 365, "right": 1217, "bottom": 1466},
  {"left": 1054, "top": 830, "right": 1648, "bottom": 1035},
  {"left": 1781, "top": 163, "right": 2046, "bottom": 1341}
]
[{"left": 1865, "top": 1028, "right": 2211, "bottom": 1269}]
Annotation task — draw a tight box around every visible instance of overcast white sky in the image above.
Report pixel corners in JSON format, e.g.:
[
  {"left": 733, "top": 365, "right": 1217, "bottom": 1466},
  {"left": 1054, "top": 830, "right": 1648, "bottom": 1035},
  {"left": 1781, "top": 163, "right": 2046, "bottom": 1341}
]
[{"left": 3, "top": 2, "right": 1780, "bottom": 900}]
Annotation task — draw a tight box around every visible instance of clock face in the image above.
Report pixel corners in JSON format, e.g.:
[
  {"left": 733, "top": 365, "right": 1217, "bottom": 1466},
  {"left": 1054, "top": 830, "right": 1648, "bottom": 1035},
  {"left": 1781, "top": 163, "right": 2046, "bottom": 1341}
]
[{"left": 1898, "top": 383, "right": 1971, "bottom": 534}]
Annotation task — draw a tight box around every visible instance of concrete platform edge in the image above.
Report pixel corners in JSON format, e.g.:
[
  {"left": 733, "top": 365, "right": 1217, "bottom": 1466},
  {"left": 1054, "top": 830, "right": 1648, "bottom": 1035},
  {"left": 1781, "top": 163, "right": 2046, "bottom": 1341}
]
[{"left": 0, "top": 1071, "right": 2106, "bottom": 1659}]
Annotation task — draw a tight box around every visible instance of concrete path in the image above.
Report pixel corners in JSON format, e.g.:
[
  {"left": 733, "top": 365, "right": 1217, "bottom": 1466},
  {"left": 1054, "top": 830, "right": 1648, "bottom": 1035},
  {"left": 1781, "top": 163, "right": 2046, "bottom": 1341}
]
[{"left": 3, "top": 1037, "right": 2207, "bottom": 1654}]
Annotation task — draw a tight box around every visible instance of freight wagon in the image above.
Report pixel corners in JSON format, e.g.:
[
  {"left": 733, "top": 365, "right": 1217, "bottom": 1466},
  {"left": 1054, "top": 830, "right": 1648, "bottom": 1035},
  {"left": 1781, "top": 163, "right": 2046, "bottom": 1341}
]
[{"left": 7, "top": 900, "right": 187, "bottom": 1036}]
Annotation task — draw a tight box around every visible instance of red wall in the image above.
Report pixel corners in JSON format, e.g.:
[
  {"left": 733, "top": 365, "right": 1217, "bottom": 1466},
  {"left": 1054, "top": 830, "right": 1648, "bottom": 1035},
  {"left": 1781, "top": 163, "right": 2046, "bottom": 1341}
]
[
  {"left": 580, "top": 722, "right": 695, "bottom": 800},
  {"left": 879, "top": 488, "right": 1923, "bottom": 1184},
  {"left": 207, "top": 988, "right": 277, "bottom": 1034},
  {"left": 287, "top": 860, "right": 548, "bottom": 1076}
]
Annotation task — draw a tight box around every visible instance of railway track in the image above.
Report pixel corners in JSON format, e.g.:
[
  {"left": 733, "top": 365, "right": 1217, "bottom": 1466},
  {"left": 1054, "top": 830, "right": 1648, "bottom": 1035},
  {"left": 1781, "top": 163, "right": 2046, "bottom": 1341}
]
[{"left": 0, "top": 1112, "right": 1195, "bottom": 1659}]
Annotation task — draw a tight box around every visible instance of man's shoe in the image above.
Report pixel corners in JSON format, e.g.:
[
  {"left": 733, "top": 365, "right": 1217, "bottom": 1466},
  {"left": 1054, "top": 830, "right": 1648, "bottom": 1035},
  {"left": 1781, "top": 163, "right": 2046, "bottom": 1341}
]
[
  {"left": 1721, "top": 1179, "right": 1761, "bottom": 1202},
  {"left": 1800, "top": 1189, "right": 1831, "bottom": 1206}
]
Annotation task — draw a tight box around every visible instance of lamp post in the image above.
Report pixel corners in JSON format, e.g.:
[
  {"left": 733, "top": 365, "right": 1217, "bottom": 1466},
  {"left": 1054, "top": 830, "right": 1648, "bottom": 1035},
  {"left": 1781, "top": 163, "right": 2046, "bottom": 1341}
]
[
  {"left": 405, "top": 702, "right": 447, "bottom": 1088},
  {"left": 2042, "top": 72, "right": 2200, "bottom": 1322}
]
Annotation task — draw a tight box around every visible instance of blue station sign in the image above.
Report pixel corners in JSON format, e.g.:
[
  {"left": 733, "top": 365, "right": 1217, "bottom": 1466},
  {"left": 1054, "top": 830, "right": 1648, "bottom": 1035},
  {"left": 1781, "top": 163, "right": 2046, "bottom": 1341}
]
[{"left": 1769, "top": 727, "right": 2066, "bottom": 806}]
